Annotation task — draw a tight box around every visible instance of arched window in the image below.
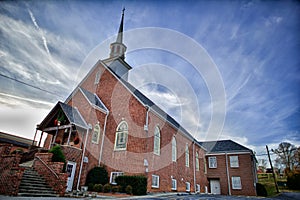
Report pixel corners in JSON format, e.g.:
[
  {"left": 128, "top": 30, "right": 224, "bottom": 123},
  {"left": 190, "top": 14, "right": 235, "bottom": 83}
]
[
  {"left": 172, "top": 137, "right": 177, "bottom": 162},
  {"left": 92, "top": 123, "right": 100, "bottom": 144},
  {"left": 185, "top": 143, "right": 189, "bottom": 167},
  {"left": 153, "top": 126, "right": 160, "bottom": 155},
  {"left": 94, "top": 70, "right": 101, "bottom": 85},
  {"left": 114, "top": 121, "right": 128, "bottom": 150},
  {"left": 196, "top": 152, "right": 199, "bottom": 171}
]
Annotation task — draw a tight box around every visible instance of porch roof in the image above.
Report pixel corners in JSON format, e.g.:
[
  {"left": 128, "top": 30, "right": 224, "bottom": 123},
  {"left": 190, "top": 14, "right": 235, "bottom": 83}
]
[{"left": 38, "top": 101, "right": 88, "bottom": 131}]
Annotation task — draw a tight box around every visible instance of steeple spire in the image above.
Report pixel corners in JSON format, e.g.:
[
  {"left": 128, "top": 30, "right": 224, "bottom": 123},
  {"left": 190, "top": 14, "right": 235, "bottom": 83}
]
[{"left": 109, "top": 8, "right": 127, "bottom": 60}]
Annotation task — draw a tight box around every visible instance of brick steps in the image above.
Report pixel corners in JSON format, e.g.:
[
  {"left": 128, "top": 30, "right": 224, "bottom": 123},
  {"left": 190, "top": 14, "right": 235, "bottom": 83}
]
[{"left": 18, "top": 167, "right": 59, "bottom": 197}]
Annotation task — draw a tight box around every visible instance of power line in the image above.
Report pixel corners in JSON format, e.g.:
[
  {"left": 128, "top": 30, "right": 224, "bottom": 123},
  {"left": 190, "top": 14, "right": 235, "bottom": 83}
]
[{"left": 0, "top": 73, "right": 64, "bottom": 98}]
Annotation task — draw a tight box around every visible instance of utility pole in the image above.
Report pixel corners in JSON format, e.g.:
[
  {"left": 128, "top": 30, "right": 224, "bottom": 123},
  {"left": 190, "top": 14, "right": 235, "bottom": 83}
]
[{"left": 266, "top": 145, "right": 279, "bottom": 193}]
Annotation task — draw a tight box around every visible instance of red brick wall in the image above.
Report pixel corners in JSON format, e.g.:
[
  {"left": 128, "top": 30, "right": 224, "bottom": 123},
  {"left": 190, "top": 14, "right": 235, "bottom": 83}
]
[
  {"left": 0, "top": 144, "right": 24, "bottom": 196},
  {"left": 206, "top": 153, "right": 256, "bottom": 196},
  {"left": 33, "top": 153, "right": 68, "bottom": 196}
]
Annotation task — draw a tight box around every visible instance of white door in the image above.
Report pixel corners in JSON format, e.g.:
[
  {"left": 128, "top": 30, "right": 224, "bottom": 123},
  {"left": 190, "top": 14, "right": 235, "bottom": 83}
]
[
  {"left": 66, "top": 161, "right": 76, "bottom": 192},
  {"left": 210, "top": 179, "right": 221, "bottom": 194}
]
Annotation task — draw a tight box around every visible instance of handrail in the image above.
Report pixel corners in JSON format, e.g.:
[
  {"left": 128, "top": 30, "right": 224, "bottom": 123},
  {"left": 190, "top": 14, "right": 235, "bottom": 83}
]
[{"left": 35, "top": 156, "right": 59, "bottom": 179}]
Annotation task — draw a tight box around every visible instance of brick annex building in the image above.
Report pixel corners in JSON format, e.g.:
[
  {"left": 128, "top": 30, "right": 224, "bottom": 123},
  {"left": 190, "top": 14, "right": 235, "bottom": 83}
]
[{"left": 32, "top": 11, "right": 257, "bottom": 195}]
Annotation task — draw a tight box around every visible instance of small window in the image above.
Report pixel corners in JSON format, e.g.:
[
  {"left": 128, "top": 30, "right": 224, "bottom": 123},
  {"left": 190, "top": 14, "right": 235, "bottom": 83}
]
[
  {"left": 196, "top": 152, "right": 199, "bottom": 171},
  {"left": 152, "top": 175, "right": 159, "bottom": 188},
  {"left": 230, "top": 156, "right": 239, "bottom": 168},
  {"left": 172, "top": 137, "right": 177, "bottom": 162},
  {"left": 171, "top": 178, "right": 177, "bottom": 190},
  {"left": 196, "top": 184, "right": 200, "bottom": 193},
  {"left": 186, "top": 182, "right": 190, "bottom": 192},
  {"left": 94, "top": 70, "right": 101, "bottom": 84},
  {"left": 185, "top": 143, "right": 189, "bottom": 167},
  {"left": 153, "top": 126, "right": 160, "bottom": 155},
  {"left": 114, "top": 121, "right": 128, "bottom": 150},
  {"left": 110, "top": 172, "right": 123, "bottom": 185},
  {"left": 91, "top": 123, "right": 100, "bottom": 144},
  {"left": 232, "top": 176, "right": 242, "bottom": 189},
  {"left": 208, "top": 156, "right": 217, "bottom": 168}
]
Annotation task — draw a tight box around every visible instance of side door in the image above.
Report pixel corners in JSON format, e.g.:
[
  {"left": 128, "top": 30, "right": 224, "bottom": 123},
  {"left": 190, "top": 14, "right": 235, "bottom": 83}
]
[
  {"left": 66, "top": 161, "right": 76, "bottom": 192},
  {"left": 210, "top": 179, "right": 221, "bottom": 194}
]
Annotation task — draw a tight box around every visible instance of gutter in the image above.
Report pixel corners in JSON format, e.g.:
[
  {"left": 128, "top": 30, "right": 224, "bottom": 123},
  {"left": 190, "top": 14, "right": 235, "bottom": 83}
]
[
  {"left": 98, "top": 111, "right": 109, "bottom": 166},
  {"left": 77, "top": 125, "right": 91, "bottom": 191},
  {"left": 225, "top": 152, "right": 231, "bottom": 195}
]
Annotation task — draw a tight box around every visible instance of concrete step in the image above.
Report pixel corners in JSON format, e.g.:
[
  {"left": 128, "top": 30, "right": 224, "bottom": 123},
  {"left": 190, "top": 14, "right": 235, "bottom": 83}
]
[{"left": 18, "top": 167, "right": 58, "bottom": 197}]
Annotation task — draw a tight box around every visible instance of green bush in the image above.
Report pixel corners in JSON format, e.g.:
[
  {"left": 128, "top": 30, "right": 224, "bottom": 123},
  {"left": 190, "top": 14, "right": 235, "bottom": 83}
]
[
  {"left": 256, "top": 183, "right": 267, "bottom": 197},
  {"left": 116, "top": 175, "right": 147, "bottom": 195},
  {"left": 85, "top": 166, "right": 109, "bottom": 188},
  {"left": 49, "top": 145, "right": 65, "bottom": 163},
  {"left": 93, "top": 184, "right": 103, "bottom": 192},
  {"left": 88, "top": 183, "right": 94, "bottom": 191},
  {"left": 287, "top": 173, "right": 300, "bottom": 190},
  {"left": 103, "top": 183, "right": 111, "bottom": 193},
  {"left": 125, "top": 185, "right": 133, "bottom": 195},
  {"left": 111, "top": 186, "right": 119, "bottom": 193},
  {"left": 49, "top": 145, "right": 66, "bottom": 171}
]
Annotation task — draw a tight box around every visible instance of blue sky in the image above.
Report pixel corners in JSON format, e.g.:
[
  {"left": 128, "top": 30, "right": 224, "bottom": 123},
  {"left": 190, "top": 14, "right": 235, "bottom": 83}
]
[{"left": 0, "top": 0, "right": 299, "bottom": 157}]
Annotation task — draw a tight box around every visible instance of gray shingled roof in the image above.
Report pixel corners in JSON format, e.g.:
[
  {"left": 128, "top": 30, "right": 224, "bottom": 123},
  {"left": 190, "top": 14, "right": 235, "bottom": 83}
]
[
  {"left": 39, "top": 101, "right": 88, "bottom": 130},
  {"left": 80, "top": 87, "right": 108, "bottom": 112},
  {"left": 199, "top": 140, "right": 252, "bottom": 153}
]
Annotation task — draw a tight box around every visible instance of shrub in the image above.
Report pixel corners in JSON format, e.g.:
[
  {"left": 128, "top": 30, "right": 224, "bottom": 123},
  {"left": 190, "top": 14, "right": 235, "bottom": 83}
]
[
  {"left": 256, "top": 183, "right": 267, "bottom": 197},
  {"left": 88, "top": 183, "right": 94, "bottom": 191},
  {"left": 49, "top": 145, "right": 65, "bottom": 163},
  {"left": 103, "top": 183, "right": 111, "bottom": 193},
  {"left": 287, "top": 173, "right": 300, "bottom": 190},
  {"left": 125, "top": 185, "right": 132, "bottom": 195},
  {"left": 112, "top": 186, "right": 119, "bottom": 193},
  {"left": 93, "top": 184, "right": 103, "bottom": 192},
  {"left": 116, "top": 175, "right": 147, "bottom": 195},
  {"left": 85, "top": 166, "right": 109, "bottom": 187},
  {"left": 48, "top": 145, "right": 66, "bottom": 171}
]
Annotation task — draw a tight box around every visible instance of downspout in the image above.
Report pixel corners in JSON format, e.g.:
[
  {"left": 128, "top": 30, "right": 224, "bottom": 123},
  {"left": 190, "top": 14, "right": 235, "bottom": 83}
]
[
  {"left": 77, "top": 125, "right": 90, "bottom": 191},
  {"left": 225, "top": 152, "right": 231, "bottom": 195},
  {"left": 98, "top": 111, "right": 109, "bottom": 166},
  {"left": 193, "top": 141, "right": 196, "bottom": 193}
]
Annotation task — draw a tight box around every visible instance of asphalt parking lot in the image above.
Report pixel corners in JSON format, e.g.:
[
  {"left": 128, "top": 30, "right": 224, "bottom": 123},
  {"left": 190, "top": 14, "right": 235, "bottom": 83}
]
[{"left": 1, "top": 192, "right": 300, "bottom": 200}]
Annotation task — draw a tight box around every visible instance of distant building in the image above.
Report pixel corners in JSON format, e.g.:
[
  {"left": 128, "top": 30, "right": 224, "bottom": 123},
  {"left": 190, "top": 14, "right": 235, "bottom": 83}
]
[
  {"left": 200, "top": 140, "right": 257, "bottom": 196},
  {"left": 0, "top": 131, "right": 36, "bottom": 153}
]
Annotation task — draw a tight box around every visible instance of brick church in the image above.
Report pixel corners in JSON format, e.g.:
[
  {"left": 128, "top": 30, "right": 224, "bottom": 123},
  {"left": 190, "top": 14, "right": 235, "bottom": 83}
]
[{"left": 34, "top": 10, "right": 257, "bottom": 195}]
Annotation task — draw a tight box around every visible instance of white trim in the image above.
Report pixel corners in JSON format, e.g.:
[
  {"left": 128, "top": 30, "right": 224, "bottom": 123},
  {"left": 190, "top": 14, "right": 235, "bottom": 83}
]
[
  {"left": 186, "top": 182, "right": 191, "bottom": 192},
  {"left": 153, "top": 126, "right": 160, "bottom": 155},
  {"left": 229, "top": 155, "right": 239, "bottom": 168},
  {"left": 79, "top": 87, "right": 108, "bottom": 114},
  {"left": 114, "top": 121, "right": 128, "bottom": 151},
  {"left": 231, "top": 176, "right": 242, "bottom": 189},
  {"left": 91, "top": 123, "right": 100, "bottom": 144},
  {"left": 110, "top": 172, "right": 124, "bottom": 185},
  {"left": 205, "top": 151, "right": 252, "bottom": 156},
  {"left": 151, "top": 175, "right": 159, "bottom": 188},
  {"left": 208, "top": 156, "right": 217, "bottom": 168},
  {"left": 171, "top": 178, "right": 177, "bottom": 190}
]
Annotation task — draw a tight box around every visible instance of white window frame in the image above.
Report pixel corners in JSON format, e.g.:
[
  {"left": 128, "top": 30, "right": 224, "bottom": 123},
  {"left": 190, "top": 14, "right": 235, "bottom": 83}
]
[
  {"left": 185, "top": 143, "right": 189, "bottom": 167},
  {"left": 171, "top": 178, "right": 177, "bottom": 190},
  {"left": 153, "top": 126, "right": 160, "bottom": 155},
  {"left": 114, "top": 121, "right": 128, "bottom": 151},
  {"left": 196, "top": 184, "right": 200, "bottom": 193},
  {"left": 91, "top": 123, "right": 100, "bottom": 144},
  {"left": 152, "top": 175, "right": 159, "bottom": 188},
  {"left": 186, "top": 182, "right": 190, "bottom": 192},
  {"left": 208, "top": 156, "right": 217, "bottom": 168},
  {"left": 196, "top": 152, "right": 199, "bottom": 171},
  {"left": 230, "top": 156, "right": 239, "bottom": 168},
  {"left": 110, "top": 172, "right": 124, "bottom": 185},
  {"left": 172, "top": 137, "right": 177, "bottom": 162},
  {"left": 232, "top": 176, "right": 242, "bottom": 189},
  {"left": 204, "top": 157, "right": 207, "bottom": 174}
]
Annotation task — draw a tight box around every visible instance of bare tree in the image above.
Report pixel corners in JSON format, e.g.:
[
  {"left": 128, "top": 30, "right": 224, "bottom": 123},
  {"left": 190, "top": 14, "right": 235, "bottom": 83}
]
[{"left": 272, "top": 142, "right": 297, "bottom": 172}]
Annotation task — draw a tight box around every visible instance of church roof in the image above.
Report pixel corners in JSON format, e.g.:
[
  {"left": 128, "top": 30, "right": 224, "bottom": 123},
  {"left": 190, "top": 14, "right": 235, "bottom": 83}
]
[
  {"left": 199, "top": 140, "right": 252, "bottom": 154},
  {"left": 80, "top": 87, "right": 108, "bottom": 113}
]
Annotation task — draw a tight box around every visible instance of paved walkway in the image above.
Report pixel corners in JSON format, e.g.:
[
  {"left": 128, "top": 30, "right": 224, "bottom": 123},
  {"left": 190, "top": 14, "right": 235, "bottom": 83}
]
[{"left": 1, "top": 192, "right": 300, "bottom": 200}]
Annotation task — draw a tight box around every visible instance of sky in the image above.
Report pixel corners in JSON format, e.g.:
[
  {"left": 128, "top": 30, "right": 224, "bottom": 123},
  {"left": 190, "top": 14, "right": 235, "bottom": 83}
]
[{"left": 0, "top": 0, "right": 299, "bottom": 160}]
